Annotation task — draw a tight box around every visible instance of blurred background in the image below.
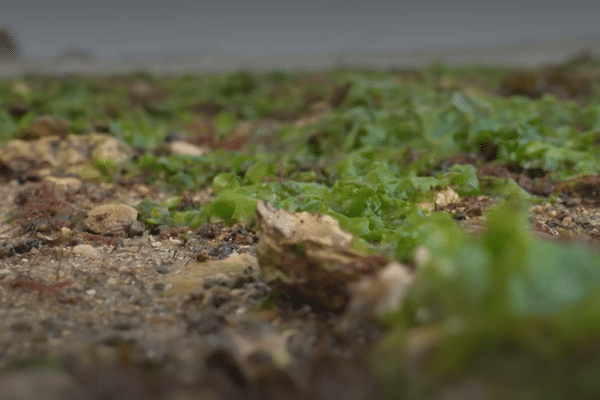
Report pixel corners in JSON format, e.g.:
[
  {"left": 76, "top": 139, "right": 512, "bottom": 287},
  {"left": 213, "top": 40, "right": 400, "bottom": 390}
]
[{"left": 1, "top": 0, "right": 600, "bottom": 74}]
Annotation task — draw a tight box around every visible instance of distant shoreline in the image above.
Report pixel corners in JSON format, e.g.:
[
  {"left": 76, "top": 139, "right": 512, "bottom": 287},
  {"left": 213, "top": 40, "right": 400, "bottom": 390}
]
[{"left": 1, "top": 37, "right": 598, "bottom": 76}]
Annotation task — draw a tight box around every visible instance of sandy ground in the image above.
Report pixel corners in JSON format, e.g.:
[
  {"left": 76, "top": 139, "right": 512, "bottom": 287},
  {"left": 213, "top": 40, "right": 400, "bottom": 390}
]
[{"left": 1, "top": 37, "right": 599, "bottom": 77}]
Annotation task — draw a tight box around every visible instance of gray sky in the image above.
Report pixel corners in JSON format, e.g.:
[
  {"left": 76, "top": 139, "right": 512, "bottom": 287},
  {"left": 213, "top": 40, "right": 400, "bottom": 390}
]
[{"left": 2, "top": 0, "right": 600, "bottom": 59}]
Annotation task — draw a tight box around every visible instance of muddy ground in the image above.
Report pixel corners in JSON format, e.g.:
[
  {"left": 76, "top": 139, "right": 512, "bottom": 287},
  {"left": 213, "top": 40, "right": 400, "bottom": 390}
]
[
  {"left": 0, "top": 175, "right": 387, "bottom": 400},
  {"left": 1, "top": 162, "right": 600, "bottom": 400}
]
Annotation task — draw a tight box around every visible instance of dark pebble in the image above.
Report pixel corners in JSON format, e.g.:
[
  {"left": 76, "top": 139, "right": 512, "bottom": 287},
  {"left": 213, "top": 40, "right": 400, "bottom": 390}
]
[
  {"left": 10, "top": 321, "right": 33, "bottom": 332},
  {"left": 251, "top": 282, "right": 270, "bottom": 297},
  {"left": 208, "top": 243, "right": 238, "bottom": 259},
  {"left": 205, "top": 349, "right": 247, "bottom": 389},
  {"left": 113, "top": 319, "right": 139, "bottom": 331},
  {"left": 199, "top": 223, "right": 221, "bottom": 239},
  {"left": 101, "top": 335, "right": 136, "bottom": 346},
  {"left": 203, "top": 279, "right": 216, "bottom": 289},
  {"left": 134, "top": 298, "right": 151, "bottom": 307},
  {"left": 128, "top": 220, "right": 144, "bottom": 237},
  {"left": 246, "top": 350, "right": 273, "bottom": 367},
  {"left": 211, "top": 293, "right": 231, "bottom": 309},
  {"left": 203, "top": 277, "right": 228, "bottom": 289},
  {"left": 157, "top": 266, "right": 170, "bottom": 274},
  {"left": 188, "top": 314, "right": 226, "bottom": 335},
  {"left": 231, "top": 275, "right": 250, "bottom": 289},
  {"left": 41, "top": 317, "right": 61, "bottom": 338},
  {"left": 150, "top": 225, "right": 170, "bottom": 236}
]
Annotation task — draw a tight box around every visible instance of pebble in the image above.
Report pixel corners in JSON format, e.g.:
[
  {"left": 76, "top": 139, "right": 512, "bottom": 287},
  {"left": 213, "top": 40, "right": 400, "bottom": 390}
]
[
  {"left": 128, "top": 220, "right": 144, "bottom": 237},
  {"left": 531, "top": 205, "right": 543, "bottom": 214},
  {"left": 43, "top": 176, "right": 83, "bottom": 191},
  {"left": 73, "top": 244, "right": 101, "bottom": 260},
  {"left": 565, "top": 197, "right": 581, "bottom": 206},
  {"left": 562, "top": 216, "right": 573, "bottom": 226},
  {"left": 84, "top": 204, "right": 138, "bottom": 236},
  {"left": 0, "top": 133, "right": 132, "bottom": 177},
  {"left": 211, "top": 292, "right": 231, "bottom": 309},
  {"left": 166, "top": 141, "right": 209, "bottom": 157}
]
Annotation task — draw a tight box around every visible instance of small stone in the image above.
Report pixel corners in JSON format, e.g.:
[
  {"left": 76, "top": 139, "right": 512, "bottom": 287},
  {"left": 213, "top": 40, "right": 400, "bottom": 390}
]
[
  {"left": 255, "top": 201, "right": 386, "bottom": 310},
  {"left": 134, "top": 184, "right": 151, "bottom": 196},
  {"left": 531, "top": 205, "right": 543, "bottom": 214},
  {"left": 348, "top": 261, "right": 414, "bottom": 317},
  {"left": 12, "top": 82, "right": 30, "bottom": 96},
  {"left": 20, "top": 115, "right": 69, "bottom": 139},
  {"left": 0, "top": 133, "right": 105, "bottom": 176},
  {"left": 157, "top": 266, "right": 170, "bottom": 274},
  {"left": 90, "top": 133, "right": 132, "bottom": 165},
  {"left": 40, "top": 317, "right": 61, "bottom": 338},
  {"left": 84, "top": 204, "right": 138, "bottom": 236},
  {"left": 164, "top": 253, "right": 259, "bottom": 296},
  {"left": 128, "top": 220, "right": 144, "bottom": 237},
  {"left": 10, "top": 321, "right": 32, "bottom": 332},
  {"left": 72, "top": 244, "right": 101, "bottom": 260},
  {"left": 562, "top": 216, "right": 573, "bottom": 226},
  {"left": 187, "top": 314, "right": 226, "bottom": 335},
  {"left": 435, "top": 188, "right": 460, "bottom": 207},
  {"left": 167, "top": 141, "right": 209, "bottom": 157},
  {"left": 43, "top": 176, "right": 82, "bottom": 191},
  {"left": 211, "top": 292, "right": 230, "bottom": 309},
  {"left": 129, "top": 80, "right": 154, "bottom": 106},
  {"left": 113, "top": 319, "right": 137, "bottom": 331},
  {"left": 231, "top": 275, "right": 249, "bottom": 289}
]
